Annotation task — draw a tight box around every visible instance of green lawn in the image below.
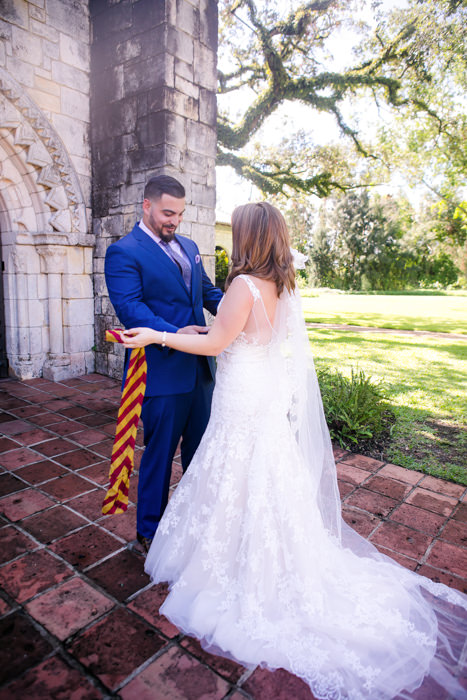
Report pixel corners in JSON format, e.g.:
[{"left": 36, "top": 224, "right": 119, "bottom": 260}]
[
  {"left": 301, "top": 291, "right": 467, "bottom": 334},
  {"left": 308, "top": 328, "right": 467, "bottom": 485}
]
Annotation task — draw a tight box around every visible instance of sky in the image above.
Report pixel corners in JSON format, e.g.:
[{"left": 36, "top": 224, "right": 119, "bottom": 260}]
[{"left": 215, "top": 0, "right": 410, "bottom": 222}]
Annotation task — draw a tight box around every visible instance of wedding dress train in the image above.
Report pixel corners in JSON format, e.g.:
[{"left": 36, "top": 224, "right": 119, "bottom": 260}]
[{"left": 145, "top": 275, "right": 467, "bottom": 700}]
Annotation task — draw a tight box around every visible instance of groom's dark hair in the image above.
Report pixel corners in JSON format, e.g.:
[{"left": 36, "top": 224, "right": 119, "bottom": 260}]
[{"left": 144, "top": 175, "right": 185, "bottom": 202}]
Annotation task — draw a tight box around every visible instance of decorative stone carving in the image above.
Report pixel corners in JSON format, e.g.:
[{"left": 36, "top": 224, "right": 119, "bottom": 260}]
[{"left": 0, "top": 68, "right": 88, "bottom": 238}]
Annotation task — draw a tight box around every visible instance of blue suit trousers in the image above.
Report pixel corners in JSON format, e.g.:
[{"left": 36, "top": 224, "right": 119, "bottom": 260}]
[{"left": 136, "top": 358, "right": 214, "bottom": 538}]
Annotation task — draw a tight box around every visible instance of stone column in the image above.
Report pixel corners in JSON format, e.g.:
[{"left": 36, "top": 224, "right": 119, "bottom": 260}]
[{"left": 90, "top": 0, "right": 218, "bottom": 379}]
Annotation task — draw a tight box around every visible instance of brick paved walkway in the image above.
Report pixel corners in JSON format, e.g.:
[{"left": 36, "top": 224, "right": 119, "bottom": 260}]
[{"left": 0, "top": 374, "right": 465, "bottom": 699}]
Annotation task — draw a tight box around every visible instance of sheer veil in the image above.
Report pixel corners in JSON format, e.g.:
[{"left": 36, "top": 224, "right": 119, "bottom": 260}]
[{"left": 273, "top": 264, "right": 467, "bottom": 698}]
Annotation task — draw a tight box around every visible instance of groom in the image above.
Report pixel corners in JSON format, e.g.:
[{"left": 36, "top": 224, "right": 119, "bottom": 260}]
[{"left": 105, "top": 175, "right": 223, "bottom": 551}]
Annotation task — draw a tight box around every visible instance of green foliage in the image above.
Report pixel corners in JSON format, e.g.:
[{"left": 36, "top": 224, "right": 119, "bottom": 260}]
[
  {"left": 317, "top": 367, "right": 393, "bottom": 448},
  {"left": 218, "top": 0, "right": 467, "bottom": 198},
  {"left": 215, "top": 247, "right": 229, "bottom": 291}
]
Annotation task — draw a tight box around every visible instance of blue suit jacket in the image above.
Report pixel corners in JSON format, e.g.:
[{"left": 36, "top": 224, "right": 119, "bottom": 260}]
[{"left": 105, "top": 223, "right": 223, "bottom": 396}]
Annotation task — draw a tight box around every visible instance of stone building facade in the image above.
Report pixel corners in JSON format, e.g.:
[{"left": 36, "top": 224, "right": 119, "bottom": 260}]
[{"left": 0, "top": 0, "right": 218, "bottom": 382}]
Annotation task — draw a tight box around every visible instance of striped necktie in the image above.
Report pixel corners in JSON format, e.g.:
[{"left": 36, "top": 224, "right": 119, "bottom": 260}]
[
  {"left": 160, "top": 240, "right": 192, "bottom": 292},
  {"left": 102, "top": 329, "right": 147, "bottom": 515}
]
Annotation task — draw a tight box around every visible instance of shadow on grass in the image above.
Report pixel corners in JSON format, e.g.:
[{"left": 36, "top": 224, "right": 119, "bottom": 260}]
[
  {"left": 309, "top": 330, "right": 467, "bottom": 484},
  {"left": 304, "top": 314, "right": 467, "bottom": 334}
]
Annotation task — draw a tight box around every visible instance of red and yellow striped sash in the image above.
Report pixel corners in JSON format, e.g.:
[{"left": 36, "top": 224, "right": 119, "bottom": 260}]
[{"left": 102, "top": 329, "right": 147, "bottom": 515}]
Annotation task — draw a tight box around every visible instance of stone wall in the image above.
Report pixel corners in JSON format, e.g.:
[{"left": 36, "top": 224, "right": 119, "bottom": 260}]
[
  {"left": 0, "top": 0, "right": 94, "bottom": 380},
  {"left": 91, "top": 0, "right": 218, "bottom": 379}
]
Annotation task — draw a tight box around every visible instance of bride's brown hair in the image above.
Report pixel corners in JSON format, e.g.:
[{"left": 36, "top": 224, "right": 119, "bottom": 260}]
[{"left": 225, "top": 202, "right": 296, "bottom": 295}]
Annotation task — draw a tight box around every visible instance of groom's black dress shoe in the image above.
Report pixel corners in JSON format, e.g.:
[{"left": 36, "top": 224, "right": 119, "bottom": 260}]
[{"left": 137, "top": 532, "right": 153, "bottom": 553}]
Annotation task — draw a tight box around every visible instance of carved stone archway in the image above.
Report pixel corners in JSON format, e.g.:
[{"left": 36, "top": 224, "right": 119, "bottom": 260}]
[{"left": 0, "top": 69, "right": 95, "bottom": 380}]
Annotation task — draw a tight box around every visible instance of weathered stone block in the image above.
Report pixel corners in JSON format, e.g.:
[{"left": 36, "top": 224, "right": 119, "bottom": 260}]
[
  {"left": 30, "top": 18, "right": 59, "bottom": 42},
  {"left": 34, "top": 74, "right": 60, "bottom": 96},
  {"left": 186, "top": 121, "right": 216, "bottom": 157},
  {"left": 47, "top": 0, "right": 89, "bottom": 42},
  {"left": 167, "top": 26, "right": 194, "bottom": 64},
  {"left": 199, "top": 0, "right": 218, "bottom": 50},
  {"left": 60, "top": 86, "right": 90, "bottom": 122},
  {"left": 191, "top": 181, "right": 215, "bottom": 208},
  {"left": 193, "top": 42, "right": 216, "bottom": 90},
  {"left": 62, "top": 274, "right": 93, "bottom": 299},
  {"left": 63, "top": 246, "right": 84, "bottom": 274},
  {"left": 28, "top": 89, "right": 61, "bottom": 114},
  {"left": 63, "top": 324, "right": 94, "bottom": 353},
  {"left": 59, "top": 32, "right": 90, "bottom": 72},
  {"left": 175, "top": 0, "right": 199, "bottom": 37},
  {"left": 175, "top": 75, "right": 199, "bottom": 102},
  {"left": 191, "top": 222, "right": 215, "bottom": 254},
  {"left": 0, "top": 1, "right": 28, "bottom": 29},
  {"left": 175, "top": 57, "right": 193, "bottom": 82},
  {"left": 52, "top": 61, "right": 89, "bottom": 94},
  {"left": 63, "top": 298, "right": 94, "bottom": 326},
  {"left": 199, "top": 87, "right": 216, "bottom": 125}
]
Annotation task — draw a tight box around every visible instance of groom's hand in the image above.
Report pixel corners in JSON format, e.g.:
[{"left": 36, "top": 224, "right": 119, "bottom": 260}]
[{"left": 177, "top": 325, "right": 209, "bottom": 335}]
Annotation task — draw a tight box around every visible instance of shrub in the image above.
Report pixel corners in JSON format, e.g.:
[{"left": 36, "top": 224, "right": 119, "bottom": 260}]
[
  {"left": 215, "top": 247, "right": 229, "bottom": 291},
  {"left": 317, "top": 367, "right": 394, "bottom": 448}
]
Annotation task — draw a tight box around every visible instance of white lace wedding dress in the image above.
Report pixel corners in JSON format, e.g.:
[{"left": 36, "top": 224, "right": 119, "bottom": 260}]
[{"left": 145, "top": 275, "right": 467, "bottom": 700}]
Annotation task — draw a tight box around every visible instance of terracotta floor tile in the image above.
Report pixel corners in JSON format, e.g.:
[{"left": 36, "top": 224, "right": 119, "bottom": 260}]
[
  {"left": 180, "top": 636, "right": 245, "bottom": 683},
  {"left": 373, "top": 545, "right": 419, "bottom": 571},
  {"left": 0, "top": 612, "right": 54, "bottom": 685},
  {"left": 41, "top": 399, "right": 74, "bottom": 412},
  {"left": 78, "top": 462, "right": 110, "bottom": 486},
  {"left": 67, "top": 488, "right": 106, "bottom": 520},
  {"left": 0, "top": 447, "right": 43, "bottom": 470},
  {"left": 419, "top": 476, "right": 466, "bottom": 499},
  {"left": 426, "top": 540, "right": 467, "bottom": 578},
  {"left": 0, "top": 437, "right": 20, "bottom": 453},
  {"left": 40, "top": 473, "right": 94, "bottom": 501},
  {"left": 332, "top": 445, "right": 348, "bottom": 460},
  {"left": 417, "top": 565, "right": 467, "bottom": 595},
  {"left": 8, "top": 405, "right": 45, "bottom": 419},
  {"left": 48, "top": 419, "right": 85, "bottom": 436},
  {"left": 60, "top": 405, "right": 90, "bottom": 419},
  {"left": 11, "top": 428, "right": 54, "bottom": 446},
  {"left": 336, "top": 462, "right": 371, "bottom": 485},
  {"left": 21, "top": 505, "right": 88, "bottom": 543},
  {"left": 378, "top": 463, "right": 424, "bottom": 484},
  {"left": 439, "top": 519, "right": 467, "bottom": 547},
  {"left": 345, "top": 488, "right": 398, "bottom": 518},
  {"left": 69, "top": 607, "right": 166, "bottom": 691},
  {"left": 55, "top": 449, "right": 101, "bottom": 470},
  {"left": 34, "top": 437, "right": 76, "bottom": 458},
  {"left": 453, "top": 503, "right": 467, "bottom": 522},
  {"left": 0, "top": 489, "right": 55, "bottom": 521},
  {"left": 98, "top": 506, "right": 136, "bottom": 542},
  {"left": 0, "top": 549, "right": 73, "bottom": 603},
  {"left": 0, "top": 654, "right": 103, "bottom": 700},
  {"left": 0, "top": 420, "right": 37, "bottom": 435},
  {"left": 339, "top": 453, "right": 383, "bottom": 472},
  {"left": 337, "top": 480, "right": 354, "bottom": 498},
  {"left": 30, "top": 412, "right": 63, "bottom": 427},
  {"left": 70, "top": 429, "right": 110, "bottom": 446},
  {"left": 128, "top": 583, "right": 179, "bottom": 639},
  {"left": 79, "top": 414, "right": 113, "bottom": 427},
  {"left": 86, "top": 549, "right": 149, "bottom": 601},
  {"left": 369, "top": 520, "right": 431, "bottom": 559},
  {"left": 120, "top": 645, "right": 230, "bottom": 700},
  {"left": 406, "top": 488, "right": 458, "bottom": 517},
  {"left": 15, "top": 460, "right": 68, "bottom": 485},
  {"left": 169, "top": 460, "right": 183, "bottom": 487},
  {"left": 390, "top": 503, "right": 446, "bottom": 537},
  {"left": 0, "top": 597, "right": 13, "bottom": 615},
  {"left": 50, "top": 524, "right": 122, "bottom": 569},
  {"left": 26, "top": 576, "right": 114, "bottom": 640},
  {"left": 364, "top": 475, "right": 411, "bottom": 501},
  {"left": 342, "top": 506, "right": 381, "bottom": 538},
  {"left": 0, "top": 525, "right": 39, "bottom": 564},
  {"left": 243, "top": 667, "right": 315, "bottom": 700},
  {"left": 0, "top": 472, "right": 28, "bottom": 497},
  {"left": 90, "top": 439, "right": 114, "bottom": 458}
]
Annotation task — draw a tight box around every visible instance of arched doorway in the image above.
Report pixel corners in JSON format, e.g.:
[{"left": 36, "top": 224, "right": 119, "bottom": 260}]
[
  {"left": 0, "top": 69, "right": 95, "bottom": 380},
  {"left": 0, "top": 226, "right": 7, "bottom": 377}
]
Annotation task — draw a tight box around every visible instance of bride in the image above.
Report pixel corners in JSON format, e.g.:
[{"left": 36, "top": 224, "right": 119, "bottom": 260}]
[{"left": 122, "top": 202, "right": 467, "bottom": 700}]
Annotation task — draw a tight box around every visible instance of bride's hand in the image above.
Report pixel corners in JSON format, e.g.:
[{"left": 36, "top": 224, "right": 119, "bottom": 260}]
[{"left": 121, "top": 328, "right": 159, "bottom": 348}]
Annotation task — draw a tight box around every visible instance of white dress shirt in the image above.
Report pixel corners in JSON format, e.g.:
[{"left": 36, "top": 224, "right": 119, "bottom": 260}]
[{"left": 139, "top": 220, "right": 190, "bottom": 267}]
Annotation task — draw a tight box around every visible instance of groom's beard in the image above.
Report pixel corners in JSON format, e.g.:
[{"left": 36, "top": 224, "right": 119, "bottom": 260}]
[{"left": 148, "top": 212, "right": 177, "bottom": 242}]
